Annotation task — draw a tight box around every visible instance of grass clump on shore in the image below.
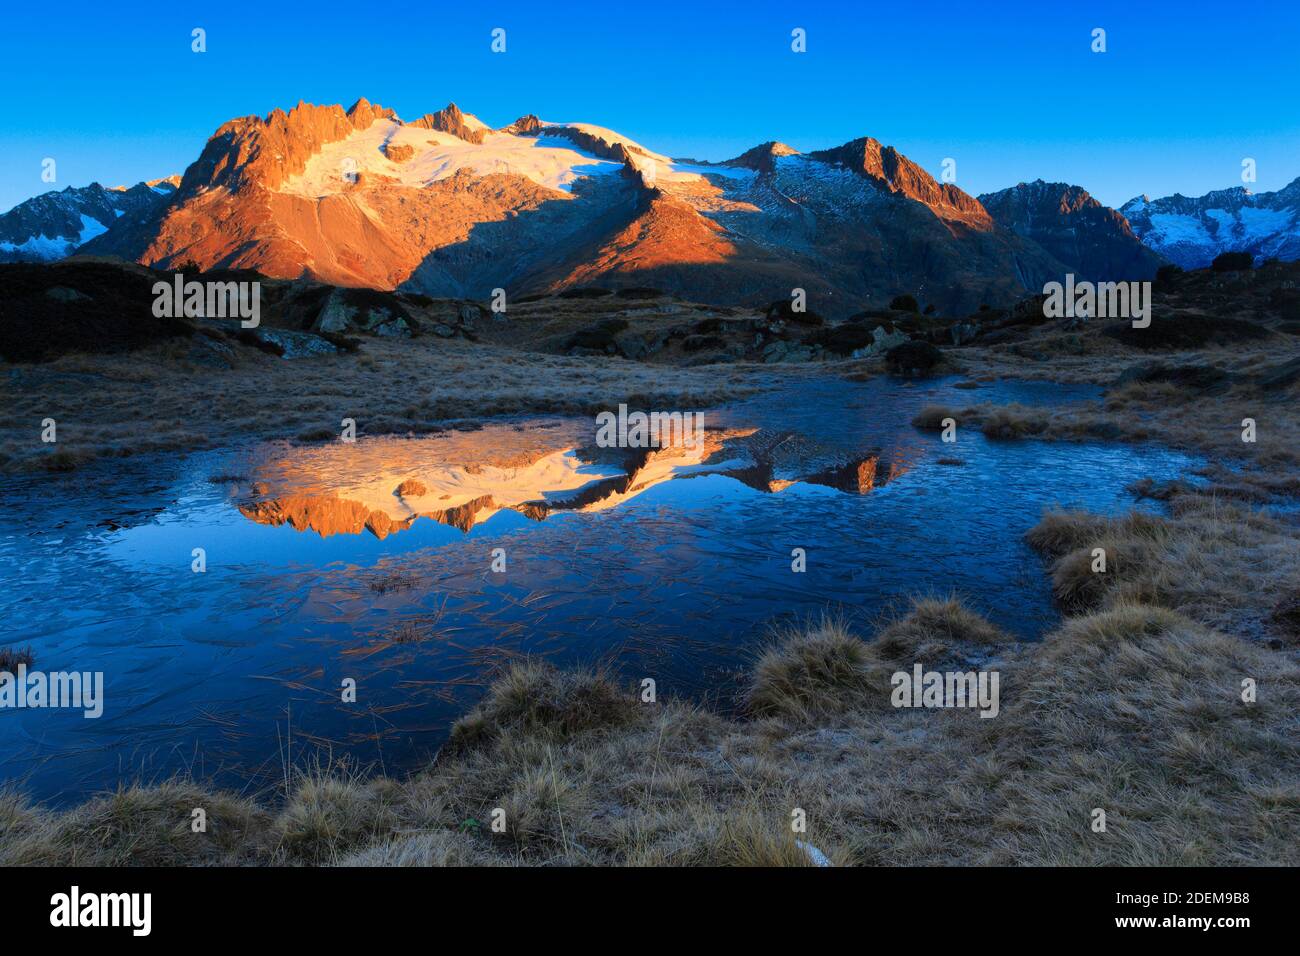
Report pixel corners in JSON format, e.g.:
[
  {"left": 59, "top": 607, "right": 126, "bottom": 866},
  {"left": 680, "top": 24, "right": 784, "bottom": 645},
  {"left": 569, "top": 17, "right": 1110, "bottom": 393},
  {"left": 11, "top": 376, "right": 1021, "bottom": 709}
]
[
  {"left": 0, "top": 782, "right": 270, "bottom": 867},
  {"left": 979, "top": 403, "right": 1048, "bottom": 439},
  {"left": 873, "top": 596, "right": 1011, "bottom": 662},
  {"left": 448, "top": 661, "right": 641, "bottom": 749},
  {"left": 746, "top": 616, "right": 879, "bottom": 720},
  {"left": 0, "top": 646, "right": 35, "bottom": 672},
  {"left": 910, "top": 405, "right": 959, "bottom": 430}
]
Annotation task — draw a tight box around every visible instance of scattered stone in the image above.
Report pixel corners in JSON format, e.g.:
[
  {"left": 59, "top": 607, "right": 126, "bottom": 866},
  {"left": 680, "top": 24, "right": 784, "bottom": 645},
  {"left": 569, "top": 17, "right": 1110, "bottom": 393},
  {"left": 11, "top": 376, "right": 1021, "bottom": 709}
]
[
  {"left": 254, "top": 327, "right": 338, "bottom": 358},
  {"left": 312, "top": 288, "right": 412, "bottom": 338},
  {"left": 457, "top": 302, "right": 482, "bottom": 327},
  {"left": 765, "top": 299, "right": 824, "bottom": 327}
]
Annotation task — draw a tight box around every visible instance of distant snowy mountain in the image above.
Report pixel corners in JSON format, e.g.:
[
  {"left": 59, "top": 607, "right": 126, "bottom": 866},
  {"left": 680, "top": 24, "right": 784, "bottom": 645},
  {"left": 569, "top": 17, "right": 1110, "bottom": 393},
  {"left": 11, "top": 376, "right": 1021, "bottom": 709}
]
[
  {"left": 979, "top": 179, "right": 1164, "bottom": 281},
  {"left": 0, "top": 177, "right": 179, "bottom": 263},
  {"left": 1120, "top": 178, "right": 1300, "bottom": 269}
]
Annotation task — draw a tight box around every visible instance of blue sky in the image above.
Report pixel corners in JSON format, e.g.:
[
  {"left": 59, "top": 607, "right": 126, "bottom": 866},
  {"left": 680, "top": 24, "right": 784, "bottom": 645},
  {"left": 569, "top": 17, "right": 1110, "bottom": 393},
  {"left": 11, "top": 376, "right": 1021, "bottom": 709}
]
[{"left": 2, "top": 0, "right": 1298, "bottom": 212}]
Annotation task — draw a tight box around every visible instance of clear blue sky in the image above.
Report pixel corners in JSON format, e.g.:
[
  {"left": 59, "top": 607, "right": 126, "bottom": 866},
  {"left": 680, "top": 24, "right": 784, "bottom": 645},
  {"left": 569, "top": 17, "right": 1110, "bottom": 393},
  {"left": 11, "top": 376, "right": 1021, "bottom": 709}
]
[{"left": 3, "top": 0, "right": 1298, "bottom": 213}]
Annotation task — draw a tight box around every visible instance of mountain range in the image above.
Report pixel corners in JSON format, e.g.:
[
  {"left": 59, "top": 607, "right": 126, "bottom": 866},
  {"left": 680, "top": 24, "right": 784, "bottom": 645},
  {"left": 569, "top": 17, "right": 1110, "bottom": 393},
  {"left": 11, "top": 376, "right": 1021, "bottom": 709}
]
[
  {"left": 1120, "top": 180, "right": 1300, "bottom": 269},
  {"left": 0, "top": 177, "right": 179, "bottom": 263},
  {"left": 4, "top": 98, "right": 1298, "bottom": 314}
]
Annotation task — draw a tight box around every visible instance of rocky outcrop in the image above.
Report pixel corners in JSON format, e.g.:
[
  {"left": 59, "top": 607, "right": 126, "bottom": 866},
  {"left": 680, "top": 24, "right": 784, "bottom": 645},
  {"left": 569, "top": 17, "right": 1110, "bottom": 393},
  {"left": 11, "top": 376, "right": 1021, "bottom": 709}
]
[
  {"left": 312, "top": 288, "right": 413, "bottom": 337},
  {"left": 178, "top": 98, "right": 398, "bottom": 194},
  {"left": 539, "top": 126, "right": 641, "bottom": 164},
  {"left": 723, "top": 141, "right": 800, "bottom": 174},
  {"left": 500, "top": 114, "right": 542, "bottom": 135},
  {"left": 238, "top": 494, "right": 411, "bottom": 539},
  {"left": 808, "top": 138, "right": 992, "bottom": 227},
  {"left": 383, "top": 142, "right": 414, "bottom": 163},
  {"left": 410, "top": 103, "right": 487, "bottom": 144}
]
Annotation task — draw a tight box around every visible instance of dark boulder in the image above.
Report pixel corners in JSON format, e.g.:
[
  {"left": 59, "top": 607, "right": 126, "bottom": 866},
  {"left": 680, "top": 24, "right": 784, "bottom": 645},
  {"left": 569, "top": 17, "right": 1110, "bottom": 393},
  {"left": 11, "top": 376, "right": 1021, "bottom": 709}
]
[
  {"left": 765, "top": 299, "right": 825, "bottom": 327},
  {"left": 802, "top": 323, "right": 878, "bottom": 356},
  {"left": 884, "top": 340, "right": 944, "bottom": 375}
]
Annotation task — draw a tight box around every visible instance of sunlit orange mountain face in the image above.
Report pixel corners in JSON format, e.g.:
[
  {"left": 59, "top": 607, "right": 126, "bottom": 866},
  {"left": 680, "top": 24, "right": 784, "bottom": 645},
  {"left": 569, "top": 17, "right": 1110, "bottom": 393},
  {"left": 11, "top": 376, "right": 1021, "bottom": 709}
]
[{"left": 76, "top": 98, "right": 1159, "bottom": 317}]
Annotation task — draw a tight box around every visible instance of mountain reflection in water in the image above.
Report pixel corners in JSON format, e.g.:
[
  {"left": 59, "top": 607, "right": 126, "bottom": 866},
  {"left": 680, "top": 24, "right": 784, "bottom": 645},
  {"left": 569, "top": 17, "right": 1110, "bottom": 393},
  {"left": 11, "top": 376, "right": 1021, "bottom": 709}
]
[
  {"left": 234, "top": 419, "right": 918, "bottom": 538},
  {"left": 0, "top": 375, "right": 1202, "bottom": 805}
]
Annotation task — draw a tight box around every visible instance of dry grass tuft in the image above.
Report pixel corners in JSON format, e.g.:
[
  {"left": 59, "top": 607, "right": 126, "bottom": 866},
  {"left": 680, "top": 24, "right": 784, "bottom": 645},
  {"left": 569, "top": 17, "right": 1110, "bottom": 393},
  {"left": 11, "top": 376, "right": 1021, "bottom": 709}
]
[
  {"left": 272, "top": 766, "right": 403, "bottom": 865},
  {"left": 874, "top": 596, "right": 1011, "bottom": 663},
  {"left": 991, "top": 603, "right": 1300, "bottom": 865},
  {"left": 1050, "top": 543, "right": 1131, "bottom": 610},
  {"left": 0, "top": 781, "right": 270, "bottom": 867},
  {"left": 911, "top": 405, "right": 958, "bottom": 430},
  {"left": 694, "top": 812, "right": 843, "bottom": 867},
  {"left": 979, "top": 403, "right": 1048, "bottom": 439},
  {"left": 746, "top": 616, "right": 879, "bottom": 720},
  {"left": 0, "top": 646, "right": 35, "bottom": 672},
  {"left": 1027, "top": 502, "right": 1296, "bottom": 639},
  {"left": 449, "top": 661, "right": 641, "bottom": 749}
]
